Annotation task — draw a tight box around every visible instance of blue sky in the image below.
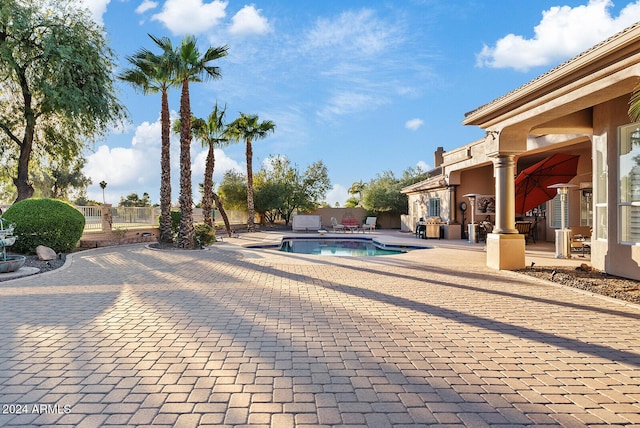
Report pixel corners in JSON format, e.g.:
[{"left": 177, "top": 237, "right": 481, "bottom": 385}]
[{"left": 79, "top": 0, "right": 640, "bottom": 206}]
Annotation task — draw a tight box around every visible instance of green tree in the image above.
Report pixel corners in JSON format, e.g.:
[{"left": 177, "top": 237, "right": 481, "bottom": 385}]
[
  {"left": 254, "top": 155, "right": 330, "bottom": 225},
  {"left": 348, "top": 180, "right": 366, "bottom": 206},
  {"left": 191, "top": 103, "right": 230, "bottom": 228},
  {"left": 174, "top": 35, "right": 228, "bottom": 249},
  {"left": 0, "top": 0, "right": 127, "bottom": 202},
  {"left": 218, "top": 170, "right": 247, "bottom": 210},
  {"left": 119, "top": 34, "right": 178, "bottom": 244},
  {"left": 227, "top": 113, "right": 276, "bottom": 232},
  {"left": 362, "top": 167, "right": 429, "bottom": 215},
  {"left": 119, "top": 192, "right": 151, "bottom": 207}
]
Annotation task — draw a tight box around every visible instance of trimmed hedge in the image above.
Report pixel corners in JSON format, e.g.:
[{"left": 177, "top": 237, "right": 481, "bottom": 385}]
[{"left": 2, "top": 198, "right": 85, "bottom": 254}]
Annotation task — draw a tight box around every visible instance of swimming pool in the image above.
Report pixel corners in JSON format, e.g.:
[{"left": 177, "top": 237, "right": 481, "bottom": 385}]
[{"left": 276, "top": 237, "right": 424, "bottom": 256}]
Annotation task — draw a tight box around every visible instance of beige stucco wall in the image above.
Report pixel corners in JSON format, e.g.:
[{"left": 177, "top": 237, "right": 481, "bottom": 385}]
[{"left": 592, "top": 95, "right": 640, "bottom": 279}]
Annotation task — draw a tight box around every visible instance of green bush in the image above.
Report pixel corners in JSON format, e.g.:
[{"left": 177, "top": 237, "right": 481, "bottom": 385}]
[
  {"left": 194, "top": 223, "right": 216, "bottom": 247},
  {"left": 170, "top": 210, "right": 181, "bottom": 239},
  {"left": 2, "top": 198, "right": 85, "bottom": 254}
]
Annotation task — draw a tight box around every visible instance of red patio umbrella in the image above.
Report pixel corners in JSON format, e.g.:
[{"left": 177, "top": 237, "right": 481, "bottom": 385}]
[{"left": 514, "top": 153, "right": 580, "bottom": 214}]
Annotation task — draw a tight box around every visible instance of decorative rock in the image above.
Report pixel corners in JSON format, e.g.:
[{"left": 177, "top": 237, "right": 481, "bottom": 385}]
[{"left": 36, "top": 245, "right": 57, "bottom": 261}]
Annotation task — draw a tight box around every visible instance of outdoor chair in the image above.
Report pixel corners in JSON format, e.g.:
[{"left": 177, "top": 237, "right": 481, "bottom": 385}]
[
  {"left": 515, "top": 221, "right": 535, "bottom": 244},
  {"left": 361, "top": 217, "right": 377, "bottom": 233},
  {"left": 330, "top": 217, "right": 345, "bottom": 233}
]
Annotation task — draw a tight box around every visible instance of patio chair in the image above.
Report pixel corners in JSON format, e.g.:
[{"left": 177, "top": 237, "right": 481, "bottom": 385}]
[
  {"left": 515, "top": 221, "right": 535, "bottom": 244},
  {"left": 361, "top": 217, "right": 377, "bottom": 233},
  {"left": 330, "top": 217, "right": 345, "bottom": 233}
]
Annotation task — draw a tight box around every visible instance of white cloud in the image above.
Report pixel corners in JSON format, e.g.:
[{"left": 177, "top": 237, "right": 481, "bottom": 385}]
[
  {"left": 80, "top": 0, "right": 110, "bottom": 24},
  {"left": 135, "top": 0, "right": 158, "bottom": 14},
  {"left": 152, "top": 0, "right": 227, "bottom": 35},
  {"left": 317, "top": 91, "right": 388, "bottom": 120},
  {"left": 326, "top": 184, "right": 349, "bottom": 207},
  {"left": 405, "top": 118, "right": 424, "bottom": 131},
  {"left": 476, "top": 0, "right": 640, "bottom": 71},
  {"left": 417, "top": 160, "right": 431, "bottom": 171},
  {"left": 304, "top": 9, "right": 401, "bottom": 57},
  {"left": 85, "top": 116, "right": 243, "bottom": 204},
  {"left": 229, "top": 5, "right": 270, "bottom": 36}
]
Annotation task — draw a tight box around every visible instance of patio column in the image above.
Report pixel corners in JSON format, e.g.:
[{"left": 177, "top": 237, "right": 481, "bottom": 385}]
[
  {"left": 493, "top": 155, "right": 518, "bottom": 234},
  {"left": 486, "top": 153, "right": 525, "bottom": 270}
]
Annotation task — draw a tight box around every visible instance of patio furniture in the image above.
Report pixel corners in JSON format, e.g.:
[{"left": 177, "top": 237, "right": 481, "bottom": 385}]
[
  {"left": 330, "top": 217, "right": 345, "bottom": 233},
  {"left": 342, "top": 217, "right": 360, "bottom": 233},
  {"left": 292, "top": 214, "right": 322, "bottom": 232},
  {"left": 515, "top": 221, "right": 535, "bottom": 243},
  {"left": 361, "top": 217, "right": 377, "bottom": 233},
  {"left": 570, "top": 226, "right": 592, "bottom": 257}
]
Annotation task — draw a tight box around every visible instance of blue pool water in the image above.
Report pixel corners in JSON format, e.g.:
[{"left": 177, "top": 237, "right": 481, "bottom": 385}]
[{"left": 279, "top": 238, "right": 407, "bottom": 256}]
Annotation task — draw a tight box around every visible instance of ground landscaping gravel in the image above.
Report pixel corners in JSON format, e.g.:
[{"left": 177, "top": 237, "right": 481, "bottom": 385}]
[{"left": 515, "top": 264, "right": 640, "bottom": 305}]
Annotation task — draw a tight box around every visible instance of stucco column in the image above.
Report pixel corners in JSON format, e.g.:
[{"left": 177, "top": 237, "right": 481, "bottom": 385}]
[
  {"left": 486, "top": 153, "right": 525, "bottom": 270},
  {"left": 492, "top": 154, "right": 518, "bottom": 234}
]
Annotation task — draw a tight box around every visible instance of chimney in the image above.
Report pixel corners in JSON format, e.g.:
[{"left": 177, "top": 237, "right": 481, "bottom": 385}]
[{"left": 434, "top": 146, "right": 445, "bottom": 168}]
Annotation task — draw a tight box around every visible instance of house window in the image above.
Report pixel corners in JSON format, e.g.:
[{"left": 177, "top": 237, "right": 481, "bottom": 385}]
[
  {"left": 619, "top": 123, "right": 640, "bottom": 243},
  {"left": 428, "top": 198, "right": 441, "bottom": 217}
]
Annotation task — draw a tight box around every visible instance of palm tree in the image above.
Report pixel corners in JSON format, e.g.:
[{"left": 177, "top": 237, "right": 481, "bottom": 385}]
[
  {"left": 629, "top": 83, "right": 640, "bottom": 122},
  {"left": 227, "top": 113, "right": 276, "bottom": 232},
  {"left": 99, "top": 180, "right": 107, "bottom": 204},
  {"left": 191, "top": 102, "right": 229, "bottom": 228},
  {"left": 173, "top": 35, "right": 228, "bottom": 249},
  {"left": 119, "top": 34, "right": 177, "bottom": 244},
  {"left": 348, "top": 180, "right": 366, "bottom": 206}
]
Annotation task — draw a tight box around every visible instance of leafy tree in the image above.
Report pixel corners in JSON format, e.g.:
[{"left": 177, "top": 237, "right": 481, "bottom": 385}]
[
  {"left": 348, "top": 180, "right": 366, "bottom": 206},
  {"left": 344, "top": 196, "right": 360, "bottom": 208},
  {"left": 48, "top": 157, "right": 92, "bottom": 200},
  {"left": 0, "top": 0, "right": 127, "bottom": 201},
  {"left": 174, "top": 35, "right": 228, "bottom": 249},
  {"left": 119, "top": 34, "right": 178, "bottom": 244},
  {"left": 191, "top": 103, "right": 230, "bottom": 228},
  {"left": 254, "top": 155, "right": 331, "bottom": 225},
  {"left": 362, "top": 167, "right": 429, "bottom": 215},
  {"left": 227, "top": 113, "right": 276, "bottom": 232},
  {"left": 119, "top": 192, "right": 151, "bottom": 207},
  {"left": 218, "top": 170, "right": 247, "bottom": 210}
]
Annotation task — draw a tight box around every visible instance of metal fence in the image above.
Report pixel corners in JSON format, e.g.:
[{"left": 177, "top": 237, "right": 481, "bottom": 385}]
[{"left": 110, "top": 206, "right": 159, "bottom": 228}]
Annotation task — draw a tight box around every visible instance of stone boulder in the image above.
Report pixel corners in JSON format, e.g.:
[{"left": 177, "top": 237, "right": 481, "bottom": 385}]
[{"left": 36, "top": 245, "right": 57, "bottom": 261}]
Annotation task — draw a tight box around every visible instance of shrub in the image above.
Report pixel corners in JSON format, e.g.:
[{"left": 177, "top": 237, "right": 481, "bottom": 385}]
[
  {"left": 2, "top": 198, "right": 85, "bottom": 254},
  {"left": 194, "top": 223, "right": 216, "bottom": 247}
]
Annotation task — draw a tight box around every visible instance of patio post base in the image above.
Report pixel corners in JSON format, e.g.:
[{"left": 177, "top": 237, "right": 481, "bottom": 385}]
[{"left": 486, "top": 233, "right": 525, "bottom": 270}]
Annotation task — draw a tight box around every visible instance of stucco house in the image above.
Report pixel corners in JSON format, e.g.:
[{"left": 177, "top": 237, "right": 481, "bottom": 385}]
[{"left": 404, "top": 21, "right": 640, "bottom": 280}]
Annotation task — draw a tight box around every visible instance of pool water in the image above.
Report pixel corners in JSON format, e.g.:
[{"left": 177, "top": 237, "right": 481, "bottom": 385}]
[{"left": 279, "top": 239, "right": 405, "bottom": 256}]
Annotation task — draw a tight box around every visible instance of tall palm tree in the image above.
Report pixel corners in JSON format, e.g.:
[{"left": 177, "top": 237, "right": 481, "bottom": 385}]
[
  {"left": 119, "top": 34, "right": 177, "bottom": 244},
  {"left": 629, "top": 83, "right": 640, "bottom": 122},
  {"left": 191, "top": 102, "right": 229, "bottom": 228},
  {"left": 227, "top": 113, "right": 276, "bottom": 232},
  {"left": 173, "top": 35, "right": 228, "bottom": 249}
]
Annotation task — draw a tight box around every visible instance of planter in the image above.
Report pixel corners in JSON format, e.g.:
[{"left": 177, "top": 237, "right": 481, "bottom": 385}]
[{"left": 0, "top": 255, "right": 26, "bottom": 273}]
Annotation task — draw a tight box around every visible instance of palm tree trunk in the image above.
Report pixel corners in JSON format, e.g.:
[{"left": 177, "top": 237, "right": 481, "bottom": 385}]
[
  {"left": 159, "top": 89, "right": 173, "bottom": 243},
  {"left": 202, "top": 144, "right": 215, "bottom": 228},
  {"left": 178, "top": 79, "right": 195, "bottom": 249},
  {"left": 212, "top": 192, "right": 232, "bottom": 237},
  {"left": 245, "top": 139, "right": 256, "bottom": 232}
]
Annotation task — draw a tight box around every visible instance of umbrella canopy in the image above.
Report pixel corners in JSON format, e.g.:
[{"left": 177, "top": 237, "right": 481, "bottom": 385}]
[{"left": 514, "top": 153, "right": 580, "bottom": 214}]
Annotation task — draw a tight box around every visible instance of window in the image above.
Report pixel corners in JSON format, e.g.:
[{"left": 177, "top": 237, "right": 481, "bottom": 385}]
[
  {"left": 619, "top": 123, "right": 640, "bottom": 243},
  {"left": 428, "top": 198, "right": 441, "bottom": 217}
]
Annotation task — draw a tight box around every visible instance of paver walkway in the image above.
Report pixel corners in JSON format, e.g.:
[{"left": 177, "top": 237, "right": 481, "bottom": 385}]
[{"left": 0, "top": 235, "right": 639, "bottom": 427}]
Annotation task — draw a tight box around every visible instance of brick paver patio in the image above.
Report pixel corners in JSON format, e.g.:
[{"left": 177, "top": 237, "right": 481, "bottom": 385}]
[{"left": 0, "top": 235, "right": 639, "bottom": 427}]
